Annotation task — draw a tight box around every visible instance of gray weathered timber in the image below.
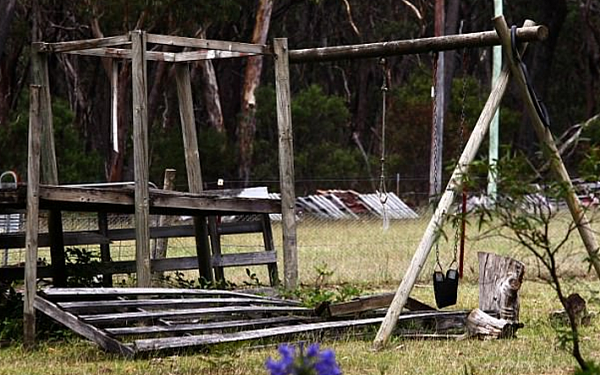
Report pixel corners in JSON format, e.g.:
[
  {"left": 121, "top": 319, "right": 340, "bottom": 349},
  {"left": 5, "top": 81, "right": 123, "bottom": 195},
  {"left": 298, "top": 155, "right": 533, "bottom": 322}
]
[
  {"left": 42, "top": 287, "right": 293, "bottom": 302},
  {"left": 58, "top": 297, "right": 299, "bottom": 314},
  {"left": 34, "top": 296, "right": 135, "bottom": 356},
  {"left": 152, "top": 169, "right": 176, "bottom": 261},
  {"left": 372, "top": 20, "right": 537, "bottom": 350},
  {"left": 478, "top": 252, "right": 524, "bottom": 322},
  {"left": 146, "top": 34, "right": 269, "bottom": 54},
  {"left": 132, "top": 310, "right": 468, "bottom": 352},
  {"left": 274, "top": 38, "right": 298, "bottom": 289},
  {"left": 131, "top": 30, "right": 151, "bottom": 287},
  {"left": 466, "top": 308, "right": 518, "bottom": 338},
  {"left": 175, "top": 63, "right": 212, "bottom": 283},
  {"left": 79, "top": 305, "right": 312, "bottom": 325},
  {"left": 32, "top": 35, "right": 131, "bottom": 53},
  {"left": 261, "top": 214, "right": 279, "bottom": 286},
  {"left": 289, "top": 25, "right": 547, "bottom": 63},
  {"left": 105, "top": 316, "right": 312, "bottom": 337},
  {"left": 493, "top": 16, "right": 600, "bottom": 280},
  {"left": 31, "top": 50, "right": 58, "bottom": 185},
  {"left": 211, "top": 251, "right": 277, "bottom": 267},
  {"left": 324, "top": 293, "right": 435, "bottom": 317},
  {"left": 24, "top": 85, "right": 42, "bottom": 348}
]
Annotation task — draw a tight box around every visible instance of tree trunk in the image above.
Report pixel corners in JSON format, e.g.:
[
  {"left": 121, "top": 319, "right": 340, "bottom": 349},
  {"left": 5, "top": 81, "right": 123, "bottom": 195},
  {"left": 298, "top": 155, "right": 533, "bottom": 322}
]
[{"left": 237, "top": 0, "right": 273, "bottom": 185}]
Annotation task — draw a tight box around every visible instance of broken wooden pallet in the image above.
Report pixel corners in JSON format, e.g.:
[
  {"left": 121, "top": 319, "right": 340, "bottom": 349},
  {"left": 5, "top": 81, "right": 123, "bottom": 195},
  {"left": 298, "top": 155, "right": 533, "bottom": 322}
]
[{"left": 35, "top": 287, "right": 472, "bottom": 357}]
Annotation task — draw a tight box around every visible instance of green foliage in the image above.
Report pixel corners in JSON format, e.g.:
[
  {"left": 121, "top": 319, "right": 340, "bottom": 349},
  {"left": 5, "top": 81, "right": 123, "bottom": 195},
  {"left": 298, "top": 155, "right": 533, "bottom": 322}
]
[
  {"left": 575, "top": 362, "right": 600, "bottom": 375},
  {"left": 0, "top": 95, "right": 103, "bottom": 183},
  {"left": 281, "top": 263, "right": 362, "bottom": 308},
  {"left": 254, "top": 84, "right": 366, "bottom": 191},
  {"left": 65, "top": 247, "right": 104, "bottom": 288}
]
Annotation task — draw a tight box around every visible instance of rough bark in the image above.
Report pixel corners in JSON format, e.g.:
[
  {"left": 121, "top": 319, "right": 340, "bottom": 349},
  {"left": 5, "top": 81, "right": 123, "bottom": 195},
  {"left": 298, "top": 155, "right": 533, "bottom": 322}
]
[{"left": 237, "top": 0, "right": 273, "bottom": 185}]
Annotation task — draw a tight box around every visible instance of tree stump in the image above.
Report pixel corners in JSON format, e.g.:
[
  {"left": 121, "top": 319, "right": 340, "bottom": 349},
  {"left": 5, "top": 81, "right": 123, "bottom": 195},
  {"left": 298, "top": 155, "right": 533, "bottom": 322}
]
[{"left": 478, "top": 252, "right": 525, "bottom": 323}]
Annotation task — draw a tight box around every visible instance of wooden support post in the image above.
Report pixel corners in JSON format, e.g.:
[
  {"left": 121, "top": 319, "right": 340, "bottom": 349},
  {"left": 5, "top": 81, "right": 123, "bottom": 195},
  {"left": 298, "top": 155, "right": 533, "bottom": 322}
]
[
  {"left": 48, "top": 210, "right": 66, "bottom": 287},
  {"left": 493, "top": 16, "right": 600, "bottom": 280},
  {"left": 131, "top": 30, "right": 152, "bottom": 287},
  {"left": 274, "top": 38, "right": 298, "bottom": 289},
  {"left": 31, "top": 50, "right": 58, "bottom": 184},
  {"left": 98, "top": 212, "right": 113, "bottom": 287},
  {"left": 478, "top": 252, "right": 524, "bottom": 322},
  {"left": 372, "top": 30, "right": 533, "bottom": 349},
  {"left": 175, "top": 63, "right": 213, "bottom": 283},
  {"left": 288, "top": 25, "right": 547, "bottom": 63},
  {"left": 261, "top": 214, "right": 279, "bottom": 286},
  {"left": 24, "top": 85, "right": 42, "bottom": 348},
  {"left": 152, "top": 169, "right": 176, "bottom": 261}
]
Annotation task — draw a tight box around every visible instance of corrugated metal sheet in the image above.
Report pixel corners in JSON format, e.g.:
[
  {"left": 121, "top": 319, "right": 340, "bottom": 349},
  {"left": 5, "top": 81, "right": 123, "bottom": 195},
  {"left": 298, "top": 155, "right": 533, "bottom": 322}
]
[{"left": 358, "top": 193, "right": 419, "bottom": 219}]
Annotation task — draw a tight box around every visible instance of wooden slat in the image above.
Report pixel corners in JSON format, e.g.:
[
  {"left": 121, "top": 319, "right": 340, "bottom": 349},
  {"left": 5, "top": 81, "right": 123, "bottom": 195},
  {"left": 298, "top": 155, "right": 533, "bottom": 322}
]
[
  {"left": 80, "top": 305, "right": 312, "bottom": 325},
  {"left": 1, "top": 185, "right": 281, "bottom": 215},
  {"left": 133, "top": 310, "right": 470, "bottom": 352},
  {"left": 58, "top": 297, "right": 299, "bottom": 314},
  {"left": 0, "top": 231, "right": 109, "bottom": 249},
  {"left": 41, "top": 287, "right": 298, "bottom": 304},
  {"left": 106, "top": 316, "right": 313, "bottom": 337},
  {"left": 64, "top": 48, "right": 177, "bottom": 62},
  {"left": 146, "top": 34, "right": 269, "bottom": 54},
  {"left": 325, "top": 293, "right": 435, "bottom": 317},
  {"left": 212, "top": 251, "right": 277, "bottom": 268},
  {"left": 34, "top": 296, "right": 135, "bottom": 356},
  {"left": 33, "top": 35, "right": 131, "bottom": 53},
  {"left": 174, "top": 50, "right": 257, "bottom": 62}
]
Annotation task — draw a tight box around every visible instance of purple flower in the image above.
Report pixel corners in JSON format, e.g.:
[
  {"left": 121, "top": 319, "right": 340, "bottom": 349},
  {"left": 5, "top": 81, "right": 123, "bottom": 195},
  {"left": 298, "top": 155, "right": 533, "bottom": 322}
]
[{"left": 265, "top": 343, "right": 342, "bottom": 375}]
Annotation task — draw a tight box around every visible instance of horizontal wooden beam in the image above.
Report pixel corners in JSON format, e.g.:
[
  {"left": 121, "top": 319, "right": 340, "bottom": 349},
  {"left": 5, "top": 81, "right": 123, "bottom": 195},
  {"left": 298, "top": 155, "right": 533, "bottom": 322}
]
[
  {"left": 64, "top": 48, "right": 258, "bottom": 62},
  {"left": 289, "top": 25, "right": 548, "bottom": 63},
  {"left": 33, "top": 35, "right": 131, "bottom": 53},
  {"left": 146, "top": 33, "right": 269, "bottom": 54},
  {"left": 0, "top": 185, "right": 280, "bottom": 215}
]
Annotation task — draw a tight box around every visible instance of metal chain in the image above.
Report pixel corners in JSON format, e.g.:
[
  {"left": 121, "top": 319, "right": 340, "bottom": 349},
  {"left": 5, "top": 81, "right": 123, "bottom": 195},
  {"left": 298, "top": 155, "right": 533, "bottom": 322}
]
[
  {"left": 431, "top": 53, "right": 442, "bottom": 266},
  {"left": 378, "top": 58, "right": 389, "bottom": 230}
]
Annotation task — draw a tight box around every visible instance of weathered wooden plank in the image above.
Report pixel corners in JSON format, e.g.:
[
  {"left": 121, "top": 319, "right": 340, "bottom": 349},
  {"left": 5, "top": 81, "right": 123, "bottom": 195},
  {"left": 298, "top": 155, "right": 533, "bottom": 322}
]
[
  {"left": 98, "top": 212, "right": 113, "bottom": 287},
  {"left": 274, "top": 38, "right": 298, "bottom": 289},
  {"left": 152, "top": 169, "right": 176, "bottom": 261},
  {"left": 80, "top": 305, "right": 312, "bottom": 325},
  {"left": 174, "top": 50, "right": 257, "bottom": 62},
  {"left": 288, "top": 25, "right": 547, "bottom": 63},
  {"left": 132, "top": 311, "right": 466, "bottom": 352},
  {"left": 64, "top": 48, "right": 177, "bottom": 62},
  {"left": 34, "top": 296, "right": 135, "bottom": 356},
  {"left": 106, "top": 316, "right": 313, "bottom": 337},
  {"left": 41, "top": 287, "right": 298, "bottom": 303},
  {"left": 325, "top": 293, "right": 435, "bottom": 317},
  {"left": 146, "top": 34, "right": 269, "bottom": 54},
  {"left": 58, "top": 297, "right": 299, "bottom": 314},
  {"left": 261, "top": 214, "right": 279, "bottom": 286},
  {"left": 0, "top": 230, "right": 109, "bottom": 249},
  {"left": 212, "top": 251, "right": 277, "bottom": 268},
  {"left": 32, "top": 35, "right": 130, "bottom": 53},
  {"left": 478, "top": 252, "right": 524, "bottom": 322},
  {"left": 23, "top": 85, "right": 42, "bottom": 348},
  {"left": 131, "top": 30, "right": 151, "bottom": 288},
  {"left": 1, "top": 185, "right": 281, "bottom": 214}
]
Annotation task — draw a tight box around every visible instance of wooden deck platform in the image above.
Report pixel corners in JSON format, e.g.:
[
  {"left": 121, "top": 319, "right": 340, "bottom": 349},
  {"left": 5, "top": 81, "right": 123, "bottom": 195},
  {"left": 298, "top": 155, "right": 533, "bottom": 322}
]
[{"left": 0, "top": 185, "right": 280, "bottom": 215}]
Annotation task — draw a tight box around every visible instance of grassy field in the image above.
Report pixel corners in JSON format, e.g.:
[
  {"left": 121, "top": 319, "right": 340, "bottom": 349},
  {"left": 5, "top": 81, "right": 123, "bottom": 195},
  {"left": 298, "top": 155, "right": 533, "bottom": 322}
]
[{"left": 1, "top": 214, "right": 599, "bottom": 374}]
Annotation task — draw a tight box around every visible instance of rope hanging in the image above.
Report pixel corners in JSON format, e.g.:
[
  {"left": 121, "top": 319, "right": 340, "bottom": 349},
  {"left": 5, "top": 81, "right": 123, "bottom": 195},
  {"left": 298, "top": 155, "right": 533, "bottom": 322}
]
[{"left": 378, "top": 58, "right": 389, "bottom": 231}]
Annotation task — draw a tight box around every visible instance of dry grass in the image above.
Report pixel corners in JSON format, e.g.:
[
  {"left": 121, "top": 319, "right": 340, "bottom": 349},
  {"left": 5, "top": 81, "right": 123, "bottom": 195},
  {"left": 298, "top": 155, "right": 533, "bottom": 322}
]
[{"left": 1, "top": 211, "right": 599, "bottom": 374}]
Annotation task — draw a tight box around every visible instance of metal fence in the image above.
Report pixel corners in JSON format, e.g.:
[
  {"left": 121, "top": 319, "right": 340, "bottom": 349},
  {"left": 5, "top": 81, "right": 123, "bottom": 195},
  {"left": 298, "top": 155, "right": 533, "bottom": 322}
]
[{"left": 1, "top": 183, "right": 597, "bottom": 287}]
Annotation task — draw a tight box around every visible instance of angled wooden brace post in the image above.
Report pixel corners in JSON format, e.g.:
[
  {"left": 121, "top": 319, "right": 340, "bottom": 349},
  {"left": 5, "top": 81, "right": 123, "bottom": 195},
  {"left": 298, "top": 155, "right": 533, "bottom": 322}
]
[
  {"left": 493, "top": 15, "right": 600, "bottom": 279},
  {"left": 372, "top": 19, "right": 541, "bottom": 350}
]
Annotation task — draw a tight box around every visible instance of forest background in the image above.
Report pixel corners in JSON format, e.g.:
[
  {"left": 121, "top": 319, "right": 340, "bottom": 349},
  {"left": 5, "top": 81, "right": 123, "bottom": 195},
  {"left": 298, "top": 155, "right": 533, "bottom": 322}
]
[{"left": 0, "top": 0, "right": 599, "bottom": 205}]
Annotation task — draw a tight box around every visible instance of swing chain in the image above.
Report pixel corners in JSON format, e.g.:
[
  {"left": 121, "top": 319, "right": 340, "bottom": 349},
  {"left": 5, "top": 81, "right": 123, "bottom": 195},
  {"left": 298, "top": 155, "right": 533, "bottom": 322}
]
[{"left": 378, "top": 57, "right": 389, "bottom": 204}]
